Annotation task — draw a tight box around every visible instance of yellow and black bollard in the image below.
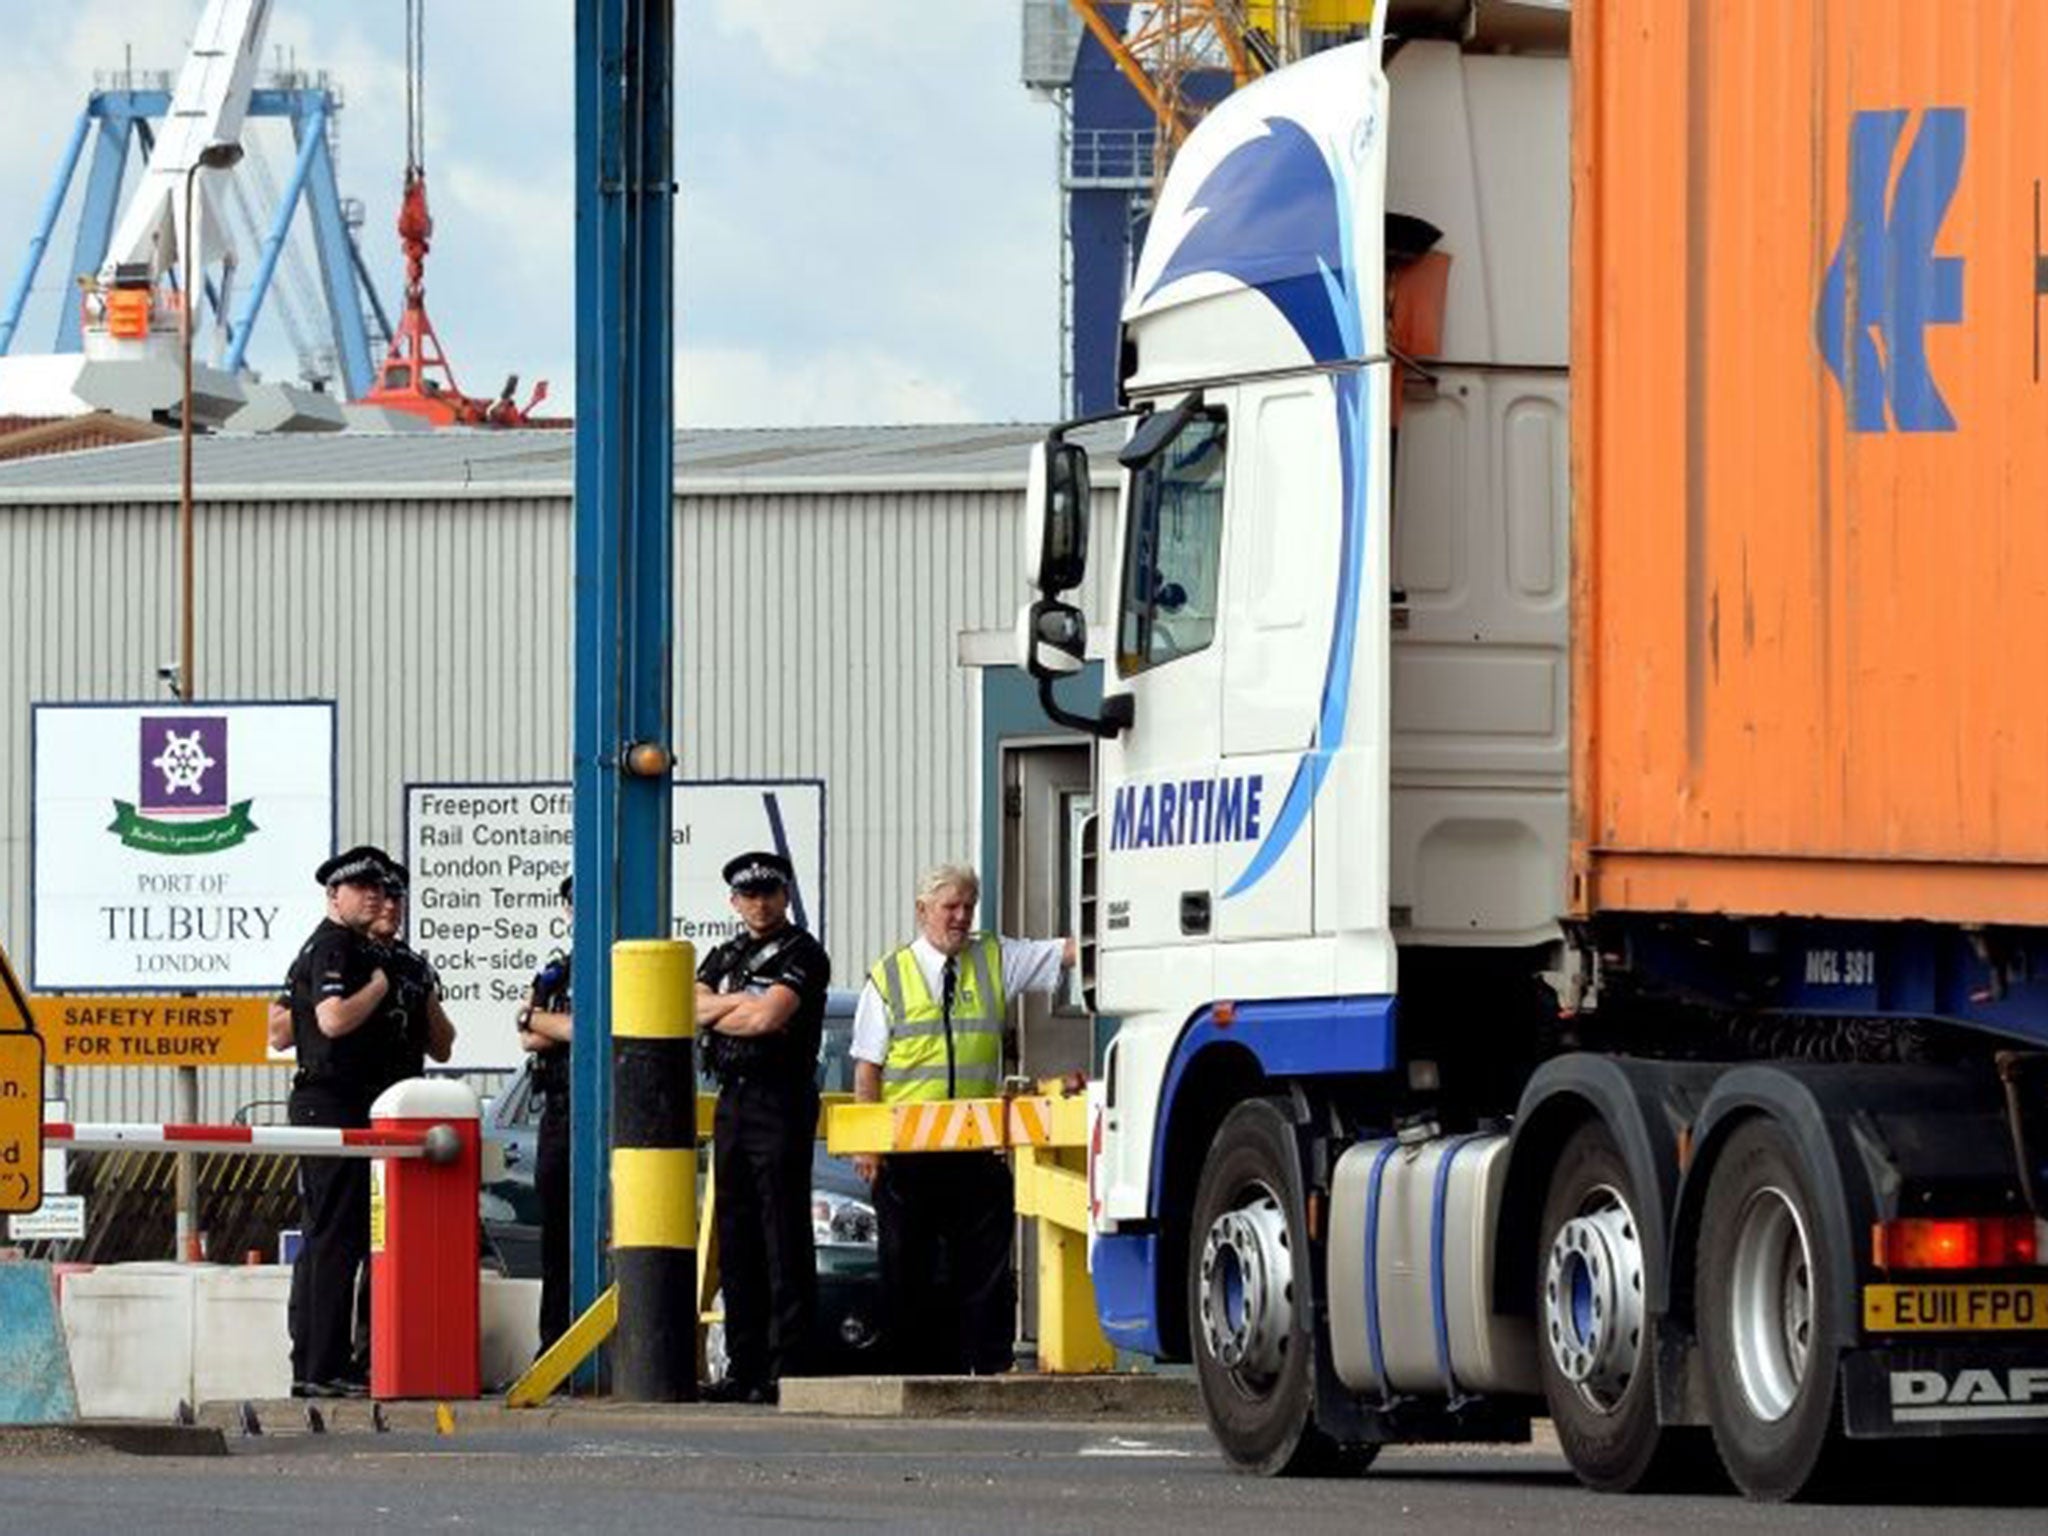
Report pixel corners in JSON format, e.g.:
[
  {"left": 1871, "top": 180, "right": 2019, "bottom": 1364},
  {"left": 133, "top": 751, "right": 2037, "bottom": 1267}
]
[{"left": 610, "top": 938, "right": 697, "bottom": 1401}]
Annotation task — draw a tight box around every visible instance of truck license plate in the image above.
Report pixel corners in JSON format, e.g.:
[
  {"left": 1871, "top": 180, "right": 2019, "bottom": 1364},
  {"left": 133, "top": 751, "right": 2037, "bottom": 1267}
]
[{"left": 1864, "top": 1284, "right": 2048, "bottom": 1333}]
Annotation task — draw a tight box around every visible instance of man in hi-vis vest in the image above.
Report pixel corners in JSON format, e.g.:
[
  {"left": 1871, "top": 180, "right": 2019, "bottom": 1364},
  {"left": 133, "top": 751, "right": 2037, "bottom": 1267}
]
[{"left": 850, "top": 863, "right": 1076, "bottom": 1374}]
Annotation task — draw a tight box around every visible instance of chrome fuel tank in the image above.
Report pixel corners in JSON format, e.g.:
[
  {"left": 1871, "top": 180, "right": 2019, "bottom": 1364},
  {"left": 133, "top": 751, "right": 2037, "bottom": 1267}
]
[{"left": 1326, "top": 1132, "right": 1539, "bottom": 1399}]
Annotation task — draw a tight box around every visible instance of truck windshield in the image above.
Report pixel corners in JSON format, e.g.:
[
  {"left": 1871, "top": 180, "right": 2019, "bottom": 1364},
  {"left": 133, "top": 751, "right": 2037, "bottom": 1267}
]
[{"left": 1117, "top": 411, "right": 1226, "bottom": 675}]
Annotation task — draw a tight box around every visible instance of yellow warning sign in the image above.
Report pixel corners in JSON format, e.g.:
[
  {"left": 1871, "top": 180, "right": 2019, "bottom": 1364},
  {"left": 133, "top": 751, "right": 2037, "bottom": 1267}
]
[
  {"left": 0, "top": 1033, "right": 44, "bottom": 1214},
  {"left": 0, "top": 940, "right": 30, "bottom": 1033},
  {"left": 28, "top": 995, "right": 271, "bottom": 1067}
]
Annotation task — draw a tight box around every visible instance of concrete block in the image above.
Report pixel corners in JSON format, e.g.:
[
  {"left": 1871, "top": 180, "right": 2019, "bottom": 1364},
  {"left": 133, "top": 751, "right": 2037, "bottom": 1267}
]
[
  {"left": 66, "top": 1260, "right": 522, "bottom": 1412},
  {"left": 193, "top": 1266, "right": 292, "bottom": 1405},
  {"left": 0, "top": 1262, "right": 79, "bottom": 1424},
  {"left": 61, "top": 1263, "right": 196, "bottom": 1420},
  {"left": 480, "top": 1275, "right": 539, "bottom": 1391}
]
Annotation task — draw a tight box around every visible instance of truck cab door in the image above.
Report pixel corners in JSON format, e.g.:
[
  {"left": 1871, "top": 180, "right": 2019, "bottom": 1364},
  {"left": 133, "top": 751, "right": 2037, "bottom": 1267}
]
[
  {"left": 1095, "top": 403, "right": 1228, "bottom": 990},
  {"left": 1215, "top": 381, "right": 1342, "bottom": 942}
]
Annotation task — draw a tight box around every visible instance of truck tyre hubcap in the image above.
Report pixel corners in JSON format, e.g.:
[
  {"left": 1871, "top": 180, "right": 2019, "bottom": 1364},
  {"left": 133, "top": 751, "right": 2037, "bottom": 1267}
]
[
  {"left": 1727, "top": 1186, "right": 1812, "bottom": 1423},
  {"left": 1199, "top": 1188, "right": 1293, "bottom": 1381},
  {"left": 1542, "top": 1191, "right": 1645, "bottom": 1413}
]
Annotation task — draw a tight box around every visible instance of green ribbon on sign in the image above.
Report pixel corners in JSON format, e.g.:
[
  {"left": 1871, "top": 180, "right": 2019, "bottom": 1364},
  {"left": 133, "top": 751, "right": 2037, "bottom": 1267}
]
[{"left": 107, "top": 801, "right": 258, "bottom": 855}]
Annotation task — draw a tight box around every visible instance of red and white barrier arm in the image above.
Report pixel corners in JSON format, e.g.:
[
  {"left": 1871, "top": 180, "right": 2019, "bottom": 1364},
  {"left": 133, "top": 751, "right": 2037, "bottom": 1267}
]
[{"left": 44, "top": 1122, "right": 446, "bottom": 1160}]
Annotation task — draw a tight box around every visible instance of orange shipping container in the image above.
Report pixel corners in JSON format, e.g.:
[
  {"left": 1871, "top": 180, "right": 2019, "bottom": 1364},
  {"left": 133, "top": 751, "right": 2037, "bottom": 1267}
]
[{"left": 1573, "top": 0, "right": 2048, "bottom": 926}]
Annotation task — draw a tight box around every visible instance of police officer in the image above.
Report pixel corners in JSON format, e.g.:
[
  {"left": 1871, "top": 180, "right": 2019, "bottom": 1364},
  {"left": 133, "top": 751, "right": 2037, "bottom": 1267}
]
[
  {"left": 516, "top": 875, "right": 575, "bottom": 1353},
  {"left": 284, "top": 845, "right": 400, "bottom": 1398},
  {"left": 367, "top": 860, "right": 457, "bottom": 1087},
  {"left": 696, "top": 851, "right": 831, "bottom": 1404},
  {"left": 851, "top": 862, "right": 1074, "bottom": 1375}
]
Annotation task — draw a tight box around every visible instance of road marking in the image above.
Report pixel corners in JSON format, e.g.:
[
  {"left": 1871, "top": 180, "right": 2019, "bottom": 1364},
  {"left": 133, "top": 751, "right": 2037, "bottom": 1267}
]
[{"left": 1077, "top": 1437, "right": 1196, "bottom": 1459}]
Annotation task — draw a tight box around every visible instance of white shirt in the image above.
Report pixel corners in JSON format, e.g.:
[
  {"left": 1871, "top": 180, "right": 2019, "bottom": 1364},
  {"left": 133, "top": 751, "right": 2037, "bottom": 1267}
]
[{"left": 849, "top": 933, "right": 1069, "bottom": 1066}]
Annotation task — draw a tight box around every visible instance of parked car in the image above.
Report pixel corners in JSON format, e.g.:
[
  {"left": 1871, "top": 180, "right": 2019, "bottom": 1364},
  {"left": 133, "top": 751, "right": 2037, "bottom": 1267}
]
[{"left": 479, "top": 987, "right": 884, "bottom": 1375}]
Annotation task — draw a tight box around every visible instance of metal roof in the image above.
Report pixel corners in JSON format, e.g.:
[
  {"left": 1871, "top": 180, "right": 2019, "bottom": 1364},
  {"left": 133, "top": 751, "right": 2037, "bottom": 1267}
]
[{"left": 0, "top": 421, "right": 1126, "bottom": 503}]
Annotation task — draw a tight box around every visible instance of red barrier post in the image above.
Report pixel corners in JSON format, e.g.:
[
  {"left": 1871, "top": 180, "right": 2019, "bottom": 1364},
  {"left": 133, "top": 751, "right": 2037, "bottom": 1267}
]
[{"left": 369, "top": 1079, "right": 481, "bottom": 1400}]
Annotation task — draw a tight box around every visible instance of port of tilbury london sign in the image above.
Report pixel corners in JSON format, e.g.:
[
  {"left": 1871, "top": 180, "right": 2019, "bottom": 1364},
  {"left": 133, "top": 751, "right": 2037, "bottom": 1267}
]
[{"left": 32, "top": 702, "right": 337, "bottom": 990}]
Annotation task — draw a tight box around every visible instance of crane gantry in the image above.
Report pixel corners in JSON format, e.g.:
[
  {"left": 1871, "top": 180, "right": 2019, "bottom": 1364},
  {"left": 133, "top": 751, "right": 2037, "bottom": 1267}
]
[{"left": 1066, "top": 1, "right": 1374, "bottom": 183}]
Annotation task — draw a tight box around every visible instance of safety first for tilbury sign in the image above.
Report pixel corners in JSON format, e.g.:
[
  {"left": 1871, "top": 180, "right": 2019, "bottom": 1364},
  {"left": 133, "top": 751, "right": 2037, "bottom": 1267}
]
[
  {"left": 27, "top": 996, "right": 271, "bottom": 1066},
  {"left": 32, "top": 702, "right": 337, "bottom": 991}
]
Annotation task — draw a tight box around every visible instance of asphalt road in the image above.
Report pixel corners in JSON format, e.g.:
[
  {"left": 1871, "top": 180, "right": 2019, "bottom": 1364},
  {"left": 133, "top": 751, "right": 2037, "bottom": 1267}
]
[{"left": 0, "top": 1411, "right": 2041, "bottom": 1535}]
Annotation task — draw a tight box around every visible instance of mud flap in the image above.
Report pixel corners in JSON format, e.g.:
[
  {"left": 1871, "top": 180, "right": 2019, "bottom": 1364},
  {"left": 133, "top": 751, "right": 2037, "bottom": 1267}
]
[{"left": 1841, "top": 1346, "right": 2048, "bottom": 1438}]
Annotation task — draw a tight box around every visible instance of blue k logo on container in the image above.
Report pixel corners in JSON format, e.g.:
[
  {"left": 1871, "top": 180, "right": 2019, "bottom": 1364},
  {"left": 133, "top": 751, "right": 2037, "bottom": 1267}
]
[{"left": 1817, "top": 109, "right": 1966, "bottom": 432}]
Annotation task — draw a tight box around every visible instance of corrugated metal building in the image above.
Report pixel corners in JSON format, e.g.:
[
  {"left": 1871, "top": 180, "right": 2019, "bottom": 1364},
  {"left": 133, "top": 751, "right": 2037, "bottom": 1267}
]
[{"left": 0, "top": 424, "right": 1114, "bottom": 1122}]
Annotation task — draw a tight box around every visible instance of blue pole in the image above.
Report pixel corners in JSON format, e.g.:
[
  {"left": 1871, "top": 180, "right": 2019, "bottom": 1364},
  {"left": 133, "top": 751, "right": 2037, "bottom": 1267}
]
[
  {"left": 224, "top": 99, "right": 325, "bottom": 376},
  {"left": 1, "top": 109, "right": 92, "bottom": 356},
  {"left": 570, "top": 0, "right": 676, "bottom": 1365},
  {"left": 570, "top": 0, "right": 623, "bottom": 1360},
  {"left": 624, "top": 1, "right": 676, "bottom": 881}
]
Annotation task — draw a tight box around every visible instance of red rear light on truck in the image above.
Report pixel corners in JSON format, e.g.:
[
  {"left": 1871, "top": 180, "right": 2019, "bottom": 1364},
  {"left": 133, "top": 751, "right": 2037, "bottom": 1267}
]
[{"left": 1872, "top": 1216, "right": 2043, "bottom": 1270}]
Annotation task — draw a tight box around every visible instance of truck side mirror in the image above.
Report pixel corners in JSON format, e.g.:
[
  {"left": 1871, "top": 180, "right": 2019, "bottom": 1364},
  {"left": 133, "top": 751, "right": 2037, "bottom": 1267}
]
[
  {"left": 1016, "top": 594, "right": 1134, "bottom": 740},
  {"left": 1025, "top": 436, "right": 1091, "bottom": 595},
  {"left": 1019, "top": 596, "right": 1087, "bottom": 677}
]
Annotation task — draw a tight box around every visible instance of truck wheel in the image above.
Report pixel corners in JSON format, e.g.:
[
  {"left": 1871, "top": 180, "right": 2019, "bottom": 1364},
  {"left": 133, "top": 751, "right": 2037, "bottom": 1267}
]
[
  {"left": 1536, "top": 1120, "right": 1708, "bottom": 1491},
  {"left": 1696, "top": 1117, "right": 1846, "bottom": 1501},
  {"left": 1189, "top": 1097, "right": 1370, "bottom": 1476}
]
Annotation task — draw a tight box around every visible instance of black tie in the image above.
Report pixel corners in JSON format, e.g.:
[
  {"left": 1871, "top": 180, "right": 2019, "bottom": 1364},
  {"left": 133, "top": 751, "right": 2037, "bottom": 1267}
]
[{"left": 940, "top": 957, "right": 958, "bottom": 1098}]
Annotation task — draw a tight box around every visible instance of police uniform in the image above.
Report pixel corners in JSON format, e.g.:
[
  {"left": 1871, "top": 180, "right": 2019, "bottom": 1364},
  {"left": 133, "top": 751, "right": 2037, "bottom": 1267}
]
[
  {"left": 368, "top": 861, "right": 440, "bottom": 1091},
  {"left": 525, "top": 875, "right": 574, "bottom": 1352},
  {"left": 285, "top": 845, "right": 398, "bottom": 1395},
  {"left": 376, "top": 938, "right": 438, "bottom": 1086},
  {"left": 698, "top": 852, "right": 830, "bottom": 1398}
]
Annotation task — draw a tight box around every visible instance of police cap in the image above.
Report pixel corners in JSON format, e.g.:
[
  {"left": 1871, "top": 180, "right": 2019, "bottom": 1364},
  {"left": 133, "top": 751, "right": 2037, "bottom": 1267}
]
[
  {"left": 722, "top": 851, "right": 793, "bottom": 894},
  {"left": 381, "top": 858, "right": 411, "bottom": 899},
  {"left": 559, "top": 874, "right": 573, "bottom": 902},
  {"left": 316, "top": 845, "right": 396, "bottom": 891}
]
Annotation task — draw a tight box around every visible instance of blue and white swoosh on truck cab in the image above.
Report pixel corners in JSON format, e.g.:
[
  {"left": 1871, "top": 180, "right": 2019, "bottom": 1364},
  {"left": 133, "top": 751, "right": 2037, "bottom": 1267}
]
[{"left": 1123, "top": 43, "right": 1383, "bottom": 899}]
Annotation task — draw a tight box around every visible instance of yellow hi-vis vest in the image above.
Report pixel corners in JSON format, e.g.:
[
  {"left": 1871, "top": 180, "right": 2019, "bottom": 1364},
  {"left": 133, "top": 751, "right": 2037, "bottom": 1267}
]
[{"left": 869, "top": 935, "right": 1006, "bottom": 1102}]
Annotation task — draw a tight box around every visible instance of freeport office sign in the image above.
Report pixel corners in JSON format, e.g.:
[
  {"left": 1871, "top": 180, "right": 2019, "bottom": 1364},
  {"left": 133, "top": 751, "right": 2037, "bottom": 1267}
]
[
  {"left": 404, "top": 779, "right": 824, "bottom": 1069},
  {"left": 32, "top": 702, "right": 337, "bottom": 991}
]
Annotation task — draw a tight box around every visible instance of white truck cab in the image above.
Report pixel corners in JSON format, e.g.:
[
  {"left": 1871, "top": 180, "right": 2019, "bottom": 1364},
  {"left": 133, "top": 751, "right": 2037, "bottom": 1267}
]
[
  {"left": 1018, "top": 11, "right": 1571, "bottom": 1477},
  {"left": 1022, "top": 25, "right": 1569, "bottom": 1226}
]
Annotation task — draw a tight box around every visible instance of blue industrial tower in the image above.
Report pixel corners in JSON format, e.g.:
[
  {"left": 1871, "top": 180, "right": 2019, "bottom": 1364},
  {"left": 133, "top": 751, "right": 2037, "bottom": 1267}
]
[
  {"left": 0, "top": 69, "right": 388, "bottom": 399},
  {"left": 1024, "top": 3, "right": 1236, "bottom": 417}
]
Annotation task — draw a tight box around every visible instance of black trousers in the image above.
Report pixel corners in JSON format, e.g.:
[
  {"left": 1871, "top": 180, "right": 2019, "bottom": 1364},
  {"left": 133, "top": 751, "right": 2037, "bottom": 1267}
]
[
  {"left": 713, "top": 1077, "right": 818, "bottom": 1387},
  {"left": 535, "top": 1098, "right": 572, "bottom": 1353},
  {"left": 875, "top": 1152, "right": 1015, "bottom": 1375},
  {"left": 287, "top": 1081, "right": 372, "bottom": 1386}
]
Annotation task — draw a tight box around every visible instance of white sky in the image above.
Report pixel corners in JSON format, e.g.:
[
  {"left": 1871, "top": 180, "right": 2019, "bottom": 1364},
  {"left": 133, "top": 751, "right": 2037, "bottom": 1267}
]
[{"left": 0, "top": 1, "right": 1064, "bottom": 426}]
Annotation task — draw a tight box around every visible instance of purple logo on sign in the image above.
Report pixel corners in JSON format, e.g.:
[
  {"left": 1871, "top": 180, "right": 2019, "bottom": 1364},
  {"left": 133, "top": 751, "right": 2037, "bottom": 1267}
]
[{"left": 139, "top": 716, "right": 228, "bottom": 818}]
